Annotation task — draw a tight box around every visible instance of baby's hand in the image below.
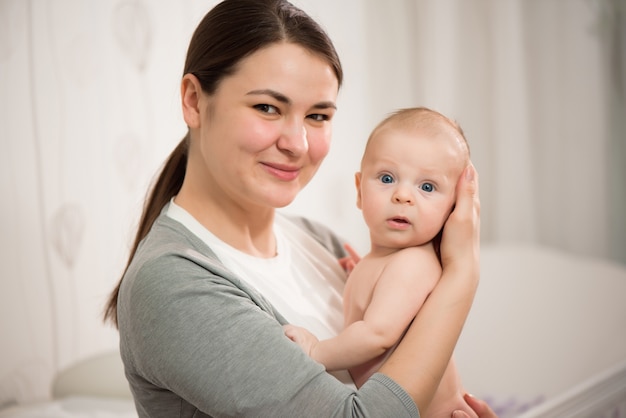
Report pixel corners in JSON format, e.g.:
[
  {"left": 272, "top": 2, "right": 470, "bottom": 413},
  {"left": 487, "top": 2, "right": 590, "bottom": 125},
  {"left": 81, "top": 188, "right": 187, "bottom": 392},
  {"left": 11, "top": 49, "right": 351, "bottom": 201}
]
[
  {"left": 338, "top": 243, "right": 360, "bottom": 275},
  {"left": 283, "top": 324, "right": 319, "bottom": 357}
]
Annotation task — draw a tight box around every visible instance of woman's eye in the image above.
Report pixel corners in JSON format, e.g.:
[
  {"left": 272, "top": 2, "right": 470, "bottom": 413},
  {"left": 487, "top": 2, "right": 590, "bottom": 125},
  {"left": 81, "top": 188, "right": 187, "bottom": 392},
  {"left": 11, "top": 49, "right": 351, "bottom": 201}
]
[
  {"left": 307, "top": 113, "right": 329, "bottom": 122},
  {"left": 254, "top": 104, "right": 278, "bottom": 114},
  {"left": 379, "top": 174, "right": 394, "bottom": 184},
  {"left": 420, "top": 182, "right": 434, "bottom": 192}
]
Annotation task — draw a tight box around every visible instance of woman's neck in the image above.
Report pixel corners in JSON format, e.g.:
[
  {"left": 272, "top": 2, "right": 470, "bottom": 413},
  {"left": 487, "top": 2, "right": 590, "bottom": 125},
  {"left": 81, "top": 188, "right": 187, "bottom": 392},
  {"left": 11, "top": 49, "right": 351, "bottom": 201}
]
[{"left": 174, "top": 188, "right": 277, "bottom": 258}]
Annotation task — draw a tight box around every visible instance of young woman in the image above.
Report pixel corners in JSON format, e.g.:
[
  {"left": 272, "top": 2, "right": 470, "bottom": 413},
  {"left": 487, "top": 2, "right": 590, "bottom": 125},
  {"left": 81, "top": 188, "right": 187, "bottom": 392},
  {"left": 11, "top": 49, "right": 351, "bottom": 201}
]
[{"left": 104, "top": 1, "right": 492, "bottom": 417}]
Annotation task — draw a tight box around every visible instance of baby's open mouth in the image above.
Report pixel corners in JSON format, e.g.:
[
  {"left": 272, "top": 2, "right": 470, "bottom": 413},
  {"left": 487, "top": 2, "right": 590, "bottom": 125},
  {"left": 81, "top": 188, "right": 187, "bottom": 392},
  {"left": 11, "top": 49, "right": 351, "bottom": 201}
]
[{"left": 390, "top": 217, "right": 409, "bottom": 224}]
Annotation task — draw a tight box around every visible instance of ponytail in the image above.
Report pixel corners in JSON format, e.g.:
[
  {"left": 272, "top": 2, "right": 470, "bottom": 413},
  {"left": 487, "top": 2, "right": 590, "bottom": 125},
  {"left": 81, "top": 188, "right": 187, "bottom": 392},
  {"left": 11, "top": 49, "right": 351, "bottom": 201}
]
[{"left": 103, "top": 134, "right": 189, "bottom": 327}]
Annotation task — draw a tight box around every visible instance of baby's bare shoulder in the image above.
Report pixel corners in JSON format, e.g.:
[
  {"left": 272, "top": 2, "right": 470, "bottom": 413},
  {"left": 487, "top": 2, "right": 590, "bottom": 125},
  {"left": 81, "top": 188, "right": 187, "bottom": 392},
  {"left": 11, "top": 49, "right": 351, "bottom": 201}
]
[
  {"left": 391, "top": 244, "right": 438, "bottom": 264},
  {"left": 382, "top": 245, "right": 442, "bottom": 284}
]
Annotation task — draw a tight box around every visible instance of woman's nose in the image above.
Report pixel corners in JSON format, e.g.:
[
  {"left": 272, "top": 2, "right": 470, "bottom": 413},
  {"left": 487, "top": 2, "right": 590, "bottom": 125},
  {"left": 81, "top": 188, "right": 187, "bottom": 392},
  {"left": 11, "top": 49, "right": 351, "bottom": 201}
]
[{"left": 278, "top": 123, "right": 309, "bottom": 156}]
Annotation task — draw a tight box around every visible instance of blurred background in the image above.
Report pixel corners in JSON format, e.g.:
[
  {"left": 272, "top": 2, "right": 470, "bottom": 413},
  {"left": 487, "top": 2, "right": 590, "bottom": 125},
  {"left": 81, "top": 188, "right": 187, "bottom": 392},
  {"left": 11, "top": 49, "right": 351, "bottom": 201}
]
[{"left": 0, "top": 0, "right": 624, "bottom": 412}]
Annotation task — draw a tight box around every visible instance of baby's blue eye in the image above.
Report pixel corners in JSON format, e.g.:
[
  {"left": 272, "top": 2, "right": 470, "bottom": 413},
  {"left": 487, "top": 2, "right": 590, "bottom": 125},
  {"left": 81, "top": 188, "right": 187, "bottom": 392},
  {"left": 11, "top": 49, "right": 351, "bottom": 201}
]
[
  {"left": 421, "top": 183, "right": 434, "bottom": 192},
  {"left": 380, "top": 174, "right": 394, "bottom": 184}
]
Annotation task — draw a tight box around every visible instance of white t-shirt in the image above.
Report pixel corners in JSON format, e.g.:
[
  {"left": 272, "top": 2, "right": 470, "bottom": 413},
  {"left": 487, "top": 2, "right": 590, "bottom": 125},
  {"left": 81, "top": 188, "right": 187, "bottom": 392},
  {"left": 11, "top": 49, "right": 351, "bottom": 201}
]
[{"left": 167, "top": 200, "right": 354, "bottom": 385}]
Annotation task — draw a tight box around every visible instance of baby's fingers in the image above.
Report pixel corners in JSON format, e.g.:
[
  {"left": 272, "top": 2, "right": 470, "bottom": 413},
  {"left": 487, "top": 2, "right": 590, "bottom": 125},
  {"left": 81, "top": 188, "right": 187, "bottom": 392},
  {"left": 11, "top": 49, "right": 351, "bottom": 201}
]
[
  {"left": 283, "top": 324, "right": 298, "bottom": 342},
  {"left": 338, "top": 243, "right": 361, "bottom": 275},
  {"left": 343, "top": 243, "right": 361, "bottom": 263}
]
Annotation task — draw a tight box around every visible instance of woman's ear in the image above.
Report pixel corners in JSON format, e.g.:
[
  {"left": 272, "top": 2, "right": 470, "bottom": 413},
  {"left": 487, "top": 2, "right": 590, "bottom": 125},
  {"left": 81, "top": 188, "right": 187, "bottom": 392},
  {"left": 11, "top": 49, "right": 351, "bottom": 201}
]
[
  {"left": 181, "top": 73, "right": 202, "bottom": 128},
  {"left": 354, "top": 172, "right": 363, "bottom": 209}
]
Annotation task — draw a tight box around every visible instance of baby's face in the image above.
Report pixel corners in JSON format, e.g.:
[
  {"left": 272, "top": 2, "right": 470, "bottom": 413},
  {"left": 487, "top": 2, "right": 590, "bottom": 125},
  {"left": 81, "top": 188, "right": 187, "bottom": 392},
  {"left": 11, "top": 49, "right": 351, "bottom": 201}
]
[{"left": 356, "top": 124, "right": 467, "bottom": 250}]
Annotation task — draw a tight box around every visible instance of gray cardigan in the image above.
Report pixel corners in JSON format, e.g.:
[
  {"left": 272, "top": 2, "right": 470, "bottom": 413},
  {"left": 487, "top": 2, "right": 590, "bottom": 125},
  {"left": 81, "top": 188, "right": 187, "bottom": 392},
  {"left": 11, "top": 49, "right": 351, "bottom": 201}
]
[{"left": 117, "top": 206, "right": 419, "bottom": 417}]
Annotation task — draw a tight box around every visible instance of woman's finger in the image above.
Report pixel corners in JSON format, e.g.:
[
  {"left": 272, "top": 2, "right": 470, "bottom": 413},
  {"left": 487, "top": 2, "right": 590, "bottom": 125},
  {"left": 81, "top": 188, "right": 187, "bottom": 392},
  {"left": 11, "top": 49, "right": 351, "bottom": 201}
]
[
  {"left": 454, "top": 163, "right": 480, "bottom": 223},
  {"left": 440, "top": 163, "right": 480, "bottom": 268},
  {"left": 463, "top": 393, "right": 498, "bottom": 418}
]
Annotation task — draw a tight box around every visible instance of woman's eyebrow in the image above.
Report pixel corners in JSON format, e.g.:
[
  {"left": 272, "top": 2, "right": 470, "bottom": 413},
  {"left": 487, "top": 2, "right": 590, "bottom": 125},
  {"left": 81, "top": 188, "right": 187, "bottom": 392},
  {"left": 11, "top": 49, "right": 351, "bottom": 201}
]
[
  {"left": 247, "top": 89, "right": 290, "bottom": 104},
  {"left": 312, "top": 101, "right": 337, "bottom": 110},
  {"left": 246, "top": 89, "right": 337, "bottom": 110}
]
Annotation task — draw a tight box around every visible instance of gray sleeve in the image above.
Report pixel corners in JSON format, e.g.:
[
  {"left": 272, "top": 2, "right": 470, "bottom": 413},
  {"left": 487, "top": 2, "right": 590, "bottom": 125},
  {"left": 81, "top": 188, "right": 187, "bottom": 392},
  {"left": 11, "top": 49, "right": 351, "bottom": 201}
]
[{"left": 122, "top": 254, "right": 419, "bottom": 418}]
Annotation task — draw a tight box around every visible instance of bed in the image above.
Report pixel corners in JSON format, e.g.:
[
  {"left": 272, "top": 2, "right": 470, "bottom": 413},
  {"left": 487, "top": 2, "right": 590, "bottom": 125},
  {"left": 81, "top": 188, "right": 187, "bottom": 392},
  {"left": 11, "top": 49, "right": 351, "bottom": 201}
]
[
  {"left": 456, "top": 244, "right": 626, "bottom": 418},
  {"left": 1, "top": 243, "right": 624, "bottom": 417}
]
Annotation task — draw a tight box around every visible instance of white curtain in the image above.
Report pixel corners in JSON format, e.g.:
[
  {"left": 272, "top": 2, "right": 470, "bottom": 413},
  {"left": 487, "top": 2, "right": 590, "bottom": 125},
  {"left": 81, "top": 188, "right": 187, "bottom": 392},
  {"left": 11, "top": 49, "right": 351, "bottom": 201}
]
[
  {"left": 353, "top": 0, "right": 625, "bottom": 263},
  {"left": 0, "top": 0, "right": 623, "bottom": 407}
]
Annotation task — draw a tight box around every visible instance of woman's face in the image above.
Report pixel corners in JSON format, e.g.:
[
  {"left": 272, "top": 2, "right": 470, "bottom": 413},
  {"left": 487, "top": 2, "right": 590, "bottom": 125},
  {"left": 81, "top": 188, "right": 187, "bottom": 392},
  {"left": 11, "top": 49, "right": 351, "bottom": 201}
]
[{"left": 190, "top": 42, "right": 339, "bottom": 211}]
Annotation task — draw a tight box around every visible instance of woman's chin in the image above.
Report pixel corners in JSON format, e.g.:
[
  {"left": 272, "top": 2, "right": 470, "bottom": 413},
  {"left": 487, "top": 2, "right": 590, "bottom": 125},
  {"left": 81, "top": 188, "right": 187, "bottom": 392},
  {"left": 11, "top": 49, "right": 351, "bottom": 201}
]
[
  {"left": 265, "top": 185, "right": 303, "bottom": 208},
  {"left": 271, "top": 196, "right": 297, "bottom": 209},
  {"left": 257, "top": 192, "right": 296, "bottom": 209},
  {"left": 251, "top": 178, "right": 311, "bottom": 209}
]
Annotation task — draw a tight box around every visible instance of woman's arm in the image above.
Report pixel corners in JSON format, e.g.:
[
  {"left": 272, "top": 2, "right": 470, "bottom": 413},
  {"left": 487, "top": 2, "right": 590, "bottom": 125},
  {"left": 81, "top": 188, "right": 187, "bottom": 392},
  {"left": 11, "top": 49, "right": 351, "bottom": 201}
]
[
  {"left": 378, "top": 164, "right": 481, "bottom": 413},
  {"left": 121, "top": 242, "right": 419, "bottom": 417}
]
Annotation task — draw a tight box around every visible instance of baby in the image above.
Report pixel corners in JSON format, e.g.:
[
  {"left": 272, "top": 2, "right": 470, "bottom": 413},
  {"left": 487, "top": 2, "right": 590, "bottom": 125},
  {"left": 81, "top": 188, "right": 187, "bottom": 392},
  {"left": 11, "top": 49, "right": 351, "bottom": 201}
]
[{"left": 284, "top": 107, "right": 477, "bottom": 417}]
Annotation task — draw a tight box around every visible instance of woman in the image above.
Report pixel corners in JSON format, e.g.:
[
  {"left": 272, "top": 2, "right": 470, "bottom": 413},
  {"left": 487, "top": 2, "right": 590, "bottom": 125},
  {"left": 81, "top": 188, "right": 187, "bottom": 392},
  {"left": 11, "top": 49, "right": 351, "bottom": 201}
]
[{"left": 104, "top": 1, "right": 493, "bottom": 417}]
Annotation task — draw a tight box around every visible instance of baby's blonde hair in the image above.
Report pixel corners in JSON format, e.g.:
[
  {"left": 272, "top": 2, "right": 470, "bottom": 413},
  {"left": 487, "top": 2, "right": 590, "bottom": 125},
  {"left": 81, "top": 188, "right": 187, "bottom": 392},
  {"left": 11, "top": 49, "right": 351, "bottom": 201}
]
[{"left": 363, "top": 106, "right": 469, "bottom": 163}]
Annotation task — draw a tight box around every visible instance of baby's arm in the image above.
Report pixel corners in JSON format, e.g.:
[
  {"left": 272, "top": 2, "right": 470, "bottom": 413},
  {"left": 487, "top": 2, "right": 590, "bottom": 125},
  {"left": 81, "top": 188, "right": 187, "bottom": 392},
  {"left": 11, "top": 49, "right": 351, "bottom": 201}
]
[{"left": 288, "top": 246, "right": 441, "bottom": 372}]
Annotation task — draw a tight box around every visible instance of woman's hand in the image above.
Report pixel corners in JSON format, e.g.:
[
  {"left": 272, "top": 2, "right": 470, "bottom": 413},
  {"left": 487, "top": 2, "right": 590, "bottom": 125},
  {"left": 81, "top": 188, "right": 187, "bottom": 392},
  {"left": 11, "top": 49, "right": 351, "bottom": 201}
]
[
  {"left": 440, "top": 163, "right": 480, "bottom": 277},
  {"left": 452, "top": 394, "right": 498, "bottom": 418}
]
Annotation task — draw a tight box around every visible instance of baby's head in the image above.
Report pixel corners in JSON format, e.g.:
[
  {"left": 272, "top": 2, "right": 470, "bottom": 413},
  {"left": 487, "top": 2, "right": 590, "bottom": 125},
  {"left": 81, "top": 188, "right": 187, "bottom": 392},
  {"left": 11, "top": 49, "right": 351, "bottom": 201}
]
[{"left": 356, "top": 107, "right": 469, "bottom": 249}]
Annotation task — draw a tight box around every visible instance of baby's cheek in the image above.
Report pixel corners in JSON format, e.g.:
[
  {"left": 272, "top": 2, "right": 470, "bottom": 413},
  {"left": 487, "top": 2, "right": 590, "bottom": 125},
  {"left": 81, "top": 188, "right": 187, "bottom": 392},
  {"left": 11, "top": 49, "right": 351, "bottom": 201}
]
[{"left": 424, "top": 208, "right": 449, "bottom": 235}]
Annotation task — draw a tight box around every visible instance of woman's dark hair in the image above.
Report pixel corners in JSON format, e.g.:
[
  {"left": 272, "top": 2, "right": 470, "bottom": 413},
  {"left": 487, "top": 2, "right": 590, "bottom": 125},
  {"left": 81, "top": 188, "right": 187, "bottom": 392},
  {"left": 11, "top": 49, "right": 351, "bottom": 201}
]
[{"left": 104, "top": 0, "right": 343, "bottom": 327}]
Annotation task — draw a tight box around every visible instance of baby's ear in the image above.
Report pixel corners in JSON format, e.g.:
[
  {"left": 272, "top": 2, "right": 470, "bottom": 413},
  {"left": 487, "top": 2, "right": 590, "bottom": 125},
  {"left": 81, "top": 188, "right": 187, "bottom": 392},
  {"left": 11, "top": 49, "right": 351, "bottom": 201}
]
[{"left": 354, "top": 172, "right": 363, "bottom": 209}]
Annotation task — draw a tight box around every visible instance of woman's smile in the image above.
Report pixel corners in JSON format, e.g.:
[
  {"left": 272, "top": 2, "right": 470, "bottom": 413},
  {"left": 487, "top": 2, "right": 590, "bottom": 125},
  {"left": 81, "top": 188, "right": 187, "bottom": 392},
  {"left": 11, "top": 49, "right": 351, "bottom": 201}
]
[{"left": 261, "top": 161, "right": 301, "bottom": 181}]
